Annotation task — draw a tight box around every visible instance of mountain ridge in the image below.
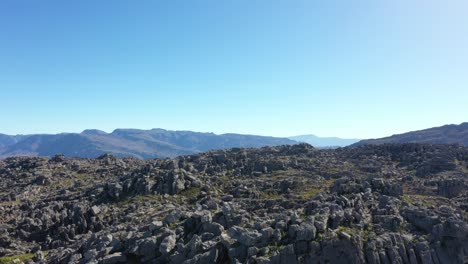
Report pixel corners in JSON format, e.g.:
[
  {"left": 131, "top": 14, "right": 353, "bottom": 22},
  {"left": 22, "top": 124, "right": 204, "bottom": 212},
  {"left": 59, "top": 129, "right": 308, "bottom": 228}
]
[
  {"left": 0, "top": 128, "right": 297, "bottom": 159},
  {"left": 353, "top": 122, "right": 468, "bottom": 146}
]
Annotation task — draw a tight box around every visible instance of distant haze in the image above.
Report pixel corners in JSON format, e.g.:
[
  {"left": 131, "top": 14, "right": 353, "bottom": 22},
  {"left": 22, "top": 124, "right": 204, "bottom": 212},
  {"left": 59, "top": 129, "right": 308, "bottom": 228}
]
[{"left": 288, "top": 135, "right": 360, "bottom": 148}]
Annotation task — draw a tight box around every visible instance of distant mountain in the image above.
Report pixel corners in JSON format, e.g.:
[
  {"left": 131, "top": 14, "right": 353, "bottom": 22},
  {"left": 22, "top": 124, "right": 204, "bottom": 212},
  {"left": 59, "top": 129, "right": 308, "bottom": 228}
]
[
  {"left": 288, "top": 134, "right": 360, "bottom": 148},
  {"left": 353, "top": 122, "right": 468, "bottom": 147},
  {"left": 0, "top": 134, "right": 28, "bottom": 150},
  {"left": 0, "top": 129, "right": 297, "bottom": 159}
]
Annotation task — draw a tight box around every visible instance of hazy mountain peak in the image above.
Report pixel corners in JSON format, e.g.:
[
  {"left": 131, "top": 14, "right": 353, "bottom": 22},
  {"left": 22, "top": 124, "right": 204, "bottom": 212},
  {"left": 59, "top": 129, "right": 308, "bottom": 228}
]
[{"left": 81, "top": 129, "right": 108, "bottom": 135}]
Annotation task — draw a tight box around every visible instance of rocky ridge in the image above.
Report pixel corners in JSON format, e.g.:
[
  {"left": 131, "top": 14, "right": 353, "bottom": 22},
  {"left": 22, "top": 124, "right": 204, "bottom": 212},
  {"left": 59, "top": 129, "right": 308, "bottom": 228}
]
[
  {"left": 353, "top": 122, "right": 468, "bottom": 147},
  {"left": 0, "top": 143, "right": 467, "bottom": 263},
  {"left": 0, "top": 129, "right": 297, "bottom": 159}
]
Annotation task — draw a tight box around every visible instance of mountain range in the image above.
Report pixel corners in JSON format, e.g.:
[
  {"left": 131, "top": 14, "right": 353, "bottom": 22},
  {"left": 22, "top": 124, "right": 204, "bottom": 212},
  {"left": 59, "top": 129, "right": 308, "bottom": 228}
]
[
  {"left": 1, "top": 122, "right": 467, "bottom": 159},
  {"left": 0, "top": 129, "right": 297, "bottom": 159},
  {"left": 353, "top": 122, "right": 468, "bottom": 146}
]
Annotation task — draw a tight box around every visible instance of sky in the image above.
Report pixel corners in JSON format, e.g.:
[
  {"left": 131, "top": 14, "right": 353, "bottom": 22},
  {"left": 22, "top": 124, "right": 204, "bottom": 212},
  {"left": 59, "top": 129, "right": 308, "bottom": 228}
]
[{"left": 1, "top": 0, "right": 467, "bottom": 139}]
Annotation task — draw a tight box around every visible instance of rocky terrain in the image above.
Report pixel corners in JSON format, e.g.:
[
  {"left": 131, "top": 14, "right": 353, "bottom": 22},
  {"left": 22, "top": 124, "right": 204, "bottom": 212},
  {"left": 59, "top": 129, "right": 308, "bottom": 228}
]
[
  {"left": 354, "top": 122, "right": 468, "bottom": 147},
  {"left": 0, "top": 143, "right": 467, "bottom": 263},
  {"left": 0, "top": 129, "right": 296, "bottom": 159}
]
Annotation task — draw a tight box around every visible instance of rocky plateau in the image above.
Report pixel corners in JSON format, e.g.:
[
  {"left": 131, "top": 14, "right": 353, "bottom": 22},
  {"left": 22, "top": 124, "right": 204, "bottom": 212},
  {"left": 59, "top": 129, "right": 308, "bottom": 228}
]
[{"left": 0, "top": 143, "right": 467, "bottom": 263}]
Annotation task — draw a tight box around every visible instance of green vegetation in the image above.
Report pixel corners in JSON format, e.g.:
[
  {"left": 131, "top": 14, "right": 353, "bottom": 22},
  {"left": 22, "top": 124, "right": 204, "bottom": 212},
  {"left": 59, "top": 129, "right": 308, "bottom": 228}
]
[
  {"left": 402, "top": 194, "right": 449, "bottom": 207},
  {"left": 297, "top": 187, "right": 322, "bottom": 199},
  {"left": 455, "top": 159, "right": 468, "bottom": 173},
  {"left": 218, "top": 175, "right": 230, "bottom": 183},
  {"left": 116, "top": 187, "right": 202, "bottom": 206},
  {"left": 116, "top": 194, "right": 162, "bottom": 206},
  {"left": 76, "top": 173, "right": 92, "bottom": 180},
  {"left": 337, "top": 225, "right": 354, "bottom": 234},
  {"left": 0, "top": 200, "right": 20, "bottom": 206},
  {"left": 58, "top": 179, "right": 74, "bottom": 188},
  {"left": 115, "top": 194, "right": 132, "bottom": 206},
  {"left": 259, "top": 191, "right": 283, "bottom": 200},
  {"left": 179, "top": 187, "right": 202, "bottom": 199},
  {"left": 167, "top": 220, "right": 180, "bottom": 229},
  {"left": 323, "top": 178, "right": 336, "bottom": 187},
  {"left": 265, "top": 243, "right": 285, "bottom": 256},
  {"left": 316, "top": 233, "right": 324, "bottom": 241},
  {"left": 0, "top": 254, "right": 34, "bottom": 264},
  {"left": 134, "top": 194, "right": 161, "bottom": 203},
  {"left": 362, "top": 226, "right": 376, "bottom": 242},
  {"left": 294, "top": 177, "right": 335, "bottom": 199},
  {"left": 264, "top": 169, "right": 302, "bottom": 180}
]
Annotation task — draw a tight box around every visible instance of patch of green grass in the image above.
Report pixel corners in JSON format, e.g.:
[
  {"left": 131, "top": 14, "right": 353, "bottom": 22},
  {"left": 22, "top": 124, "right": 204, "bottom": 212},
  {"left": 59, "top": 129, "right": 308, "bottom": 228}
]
[
  {"left": 167, "top": 220, "right": 180, "bottom": 229},
  {"left": 115, "top": 194, "right": 132, "bottom": 206},
  {"left": 316, "top": 233, "right": 324, "bottom": 241},
  {"left": 294, "top": 178, "right": 333, "bottom": 199},
  {"left": 113, "top": 192, "right": 164, "bottom": 206},
  {"left": 259, "top": 191, "right": 283, "bottom": 200},
  {"left": 0, "top": 253, "right": 34, "bottom": 264},
  {"left": 0, "top": 200, "right": 20, "bottom": 206},
  {"left": 337, "top": 225, "right": 367, "bottom": 236},
  {"left": 323, "top": 178, "right": 337, "bottom": 187},
  {"left": 362, "top": 225, "right": 375, "bottom": 242},
  {"left": 336, "top": 225, "right": 351, "bottom": 232},
  {"left": 402, "top": 194, "right": 449, "bottom": 207},
  {"left": 297, "top": 188, "right": 322, "bottom": 199},
  {"left": 336, "top": 225, "right": 376, "bottom": 241},
  {"left": 266, "top": 243, "right": 284, "bottom": 256},
  {"left": 58, "top": 179, "right": 74, "bottom": 188},
  {"left": 134, "top": 194, "right": 161, "bottom": 203},
  {"left": 455, "top": 159, "right": 468, "bottom": 173},
  {"left": 76, "top": 173, "right": 91, "bottom": 180},
  {"left": 219, "top": 175, "right": 230, "bottom": 183},
  {"left": 179, "top": 187, "right": 202, "bottom": 199},
  {"left": 462, "top": 209, "right": 468, "bottom": 221},
  {"left": 117, "top": 194, "right": 163, "bottom": 206},
  {"left": 264, "top": 169, "right": 301, "bottom": 180}
]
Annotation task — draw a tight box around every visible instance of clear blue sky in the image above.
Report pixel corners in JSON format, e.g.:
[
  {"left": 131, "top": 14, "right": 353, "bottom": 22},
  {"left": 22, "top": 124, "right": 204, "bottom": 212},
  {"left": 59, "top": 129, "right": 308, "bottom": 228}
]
[{"left": 1, "top": 0, "right": 467, "bottom": 138}]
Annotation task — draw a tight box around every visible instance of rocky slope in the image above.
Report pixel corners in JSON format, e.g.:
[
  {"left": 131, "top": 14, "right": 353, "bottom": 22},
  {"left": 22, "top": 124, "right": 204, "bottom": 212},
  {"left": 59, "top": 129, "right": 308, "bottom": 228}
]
[
  {"left": 354, "top": 122, "right": 468, "bottom": 147},
  {"left": 0, "top": 129, "right": 297, "bottom": 159},
  {"left": 0, "top": 143, "right": 467, "bottom": 263}
]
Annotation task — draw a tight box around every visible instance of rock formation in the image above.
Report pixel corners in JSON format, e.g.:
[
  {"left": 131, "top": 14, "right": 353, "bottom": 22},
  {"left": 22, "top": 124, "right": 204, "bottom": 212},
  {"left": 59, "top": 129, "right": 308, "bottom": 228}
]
[{"left": 0, "top": 143, "right": 467, "bottom": 263}]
